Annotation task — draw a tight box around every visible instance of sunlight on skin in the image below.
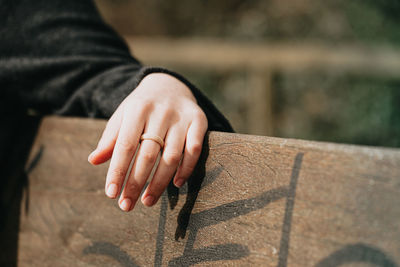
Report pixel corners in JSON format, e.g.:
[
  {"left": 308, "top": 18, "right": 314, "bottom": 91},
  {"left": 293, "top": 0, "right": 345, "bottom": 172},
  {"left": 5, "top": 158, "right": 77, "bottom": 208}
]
[{"left": 88, "top": 73, "right": 208, "bottom": 211}]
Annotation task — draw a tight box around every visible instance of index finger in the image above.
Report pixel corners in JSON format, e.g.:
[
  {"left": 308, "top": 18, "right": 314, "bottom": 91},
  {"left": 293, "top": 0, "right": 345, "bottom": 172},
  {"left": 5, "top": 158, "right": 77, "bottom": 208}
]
[{"left": 104, "top": 106, "right": 145, "bottom": 198}]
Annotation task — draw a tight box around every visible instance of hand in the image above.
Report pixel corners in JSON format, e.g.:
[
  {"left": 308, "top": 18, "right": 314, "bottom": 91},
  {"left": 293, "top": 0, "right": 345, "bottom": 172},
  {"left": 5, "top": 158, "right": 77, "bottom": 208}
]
[{"left": 88, "top": 73, "right": 208, "bottom": 211}]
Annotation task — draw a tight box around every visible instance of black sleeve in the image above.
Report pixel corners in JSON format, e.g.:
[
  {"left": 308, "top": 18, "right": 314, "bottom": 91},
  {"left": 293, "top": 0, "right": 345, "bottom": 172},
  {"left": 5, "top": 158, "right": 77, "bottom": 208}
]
[{"left": 0, "top": 0, "right": 233, "bottom": 132}]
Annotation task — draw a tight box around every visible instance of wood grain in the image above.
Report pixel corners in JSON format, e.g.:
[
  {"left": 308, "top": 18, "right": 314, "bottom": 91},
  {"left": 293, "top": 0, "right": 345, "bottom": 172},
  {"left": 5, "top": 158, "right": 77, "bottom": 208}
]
[{"left": 18, "top": 116, "right": 400, "bottom": 266}]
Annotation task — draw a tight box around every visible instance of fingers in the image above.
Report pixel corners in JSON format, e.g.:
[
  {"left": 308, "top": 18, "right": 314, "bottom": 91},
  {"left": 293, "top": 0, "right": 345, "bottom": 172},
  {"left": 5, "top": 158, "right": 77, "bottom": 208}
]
[
  {"left": 104, "top": 106, "right": 145, "bottom": 199},
  {"left": 141, "top": 125, "right": 186, "bottom": 207},
  {"left": 118, "top": 110, "right": 207, "bottom": 211},
  {"left": 173, "top": 115, "right": 208, "bottom": 188},
  {"left": 118, "top": 119, "right": 167, "bottom": 211},
  {"left": 88, "top": 72, "right": 210, "bottom": 212}
]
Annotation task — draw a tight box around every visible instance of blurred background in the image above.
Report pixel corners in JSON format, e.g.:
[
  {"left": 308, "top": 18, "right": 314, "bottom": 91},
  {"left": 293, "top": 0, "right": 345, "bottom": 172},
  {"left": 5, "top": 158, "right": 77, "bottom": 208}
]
[{"left": 95, "top": 0, "right": 400, "bottom": 147}]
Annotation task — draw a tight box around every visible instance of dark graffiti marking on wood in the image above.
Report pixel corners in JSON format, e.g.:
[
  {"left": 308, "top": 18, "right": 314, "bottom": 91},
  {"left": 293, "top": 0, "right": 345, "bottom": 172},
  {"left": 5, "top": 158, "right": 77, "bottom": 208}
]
[{"left": 278, "top": 153, "right": 303, "bottom": 267}]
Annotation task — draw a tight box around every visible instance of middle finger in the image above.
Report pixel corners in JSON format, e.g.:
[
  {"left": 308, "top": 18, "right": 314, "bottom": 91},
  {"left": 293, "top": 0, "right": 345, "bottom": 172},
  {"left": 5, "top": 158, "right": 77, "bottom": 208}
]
[
  {"left": 118, "top": 120, "right": 167, "bottom": 211},
  {"left": 141, "top": 125, "right": 186, "bottom": 206}
]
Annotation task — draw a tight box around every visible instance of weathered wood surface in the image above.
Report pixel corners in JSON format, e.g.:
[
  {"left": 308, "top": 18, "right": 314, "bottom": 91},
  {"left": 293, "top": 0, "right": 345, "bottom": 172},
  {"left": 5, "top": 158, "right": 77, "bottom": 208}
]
[{"left": 19, "top": 116, "right": 400, "bottom": 266}]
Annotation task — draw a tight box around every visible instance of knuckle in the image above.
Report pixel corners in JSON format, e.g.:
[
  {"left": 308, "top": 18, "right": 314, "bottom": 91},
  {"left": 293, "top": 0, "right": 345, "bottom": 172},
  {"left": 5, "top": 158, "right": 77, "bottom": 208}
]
[
  {"left": 160, "top": 107, "right": 177, "bottom": 121},
  {"left": 126, "top": 180, "right": 141, "bottom": 195},
  {"left": 151, "top": 185, "right": 164, "bottom": 196},
  {"left": 139, "top": 100, "right": 154, "bottom": 112},
  {"left": 150, "top": 180, "right": 168, "bottom": 195},
  {"left": 166, "top": 107, "right": 177, "bottom": 117},
  {"left": 189, "top": 142, "right": 203, "bottom": 155},
  {"left": 163, "top": 151, "right": 182, "bottom": 166},
  {"left": 181, "top": 165, "right": 195, "bottom": 176},
  {"left": 194, "top": 109, "right": 207, "bottom": 122},
  {"left": 141, "top": 151, "right": 157, "bottom": 164},
  {"left": 110, "top": 168, "right": 126, "bottom": 180},
  {"left": 117, "top": 138, "right": 136, "bottom": 153}
]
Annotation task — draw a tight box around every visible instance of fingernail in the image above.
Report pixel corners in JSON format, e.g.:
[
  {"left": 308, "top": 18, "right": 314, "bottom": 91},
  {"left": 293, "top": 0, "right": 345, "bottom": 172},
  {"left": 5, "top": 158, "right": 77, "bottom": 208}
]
[
  {"left": 175, "top": 179, "right": 185, "bottom": 188},
  {"left": 143, "top": 195, "right": 155, "bottom": 207},
  {"left": 106, "top": 183, "right": 118, "bottom": 198},
  {"left": 120, "top": 198, "right": 132, "bottom": 211}
]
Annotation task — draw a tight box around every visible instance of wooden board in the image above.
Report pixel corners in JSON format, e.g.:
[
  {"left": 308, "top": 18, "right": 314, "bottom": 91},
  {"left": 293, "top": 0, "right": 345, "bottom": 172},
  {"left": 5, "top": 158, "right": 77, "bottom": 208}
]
[
  {"left": 18, "top": 116, "right": 400, "bottom": 266},
  {"left": 126, "top": 37, "right": 400, "bottom": 78}
]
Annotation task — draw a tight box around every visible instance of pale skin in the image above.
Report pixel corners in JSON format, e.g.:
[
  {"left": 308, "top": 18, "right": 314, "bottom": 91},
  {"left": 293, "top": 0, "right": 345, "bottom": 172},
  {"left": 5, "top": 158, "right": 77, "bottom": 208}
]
[{"left": 88, "top": 73, "right": 208, "bottom": 211}]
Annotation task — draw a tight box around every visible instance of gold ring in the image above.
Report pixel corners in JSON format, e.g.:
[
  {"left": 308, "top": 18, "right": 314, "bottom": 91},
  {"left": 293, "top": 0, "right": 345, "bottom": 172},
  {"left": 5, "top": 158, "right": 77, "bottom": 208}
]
[{"left": 140, "top": 133, "right": 164, "bottom": 148}]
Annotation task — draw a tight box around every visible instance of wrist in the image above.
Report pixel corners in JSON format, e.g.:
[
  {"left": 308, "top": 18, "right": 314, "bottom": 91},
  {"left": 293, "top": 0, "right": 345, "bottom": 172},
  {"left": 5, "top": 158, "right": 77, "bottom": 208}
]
[{"left": 141, "top": 72, "right": 197, "bottom": 103}]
